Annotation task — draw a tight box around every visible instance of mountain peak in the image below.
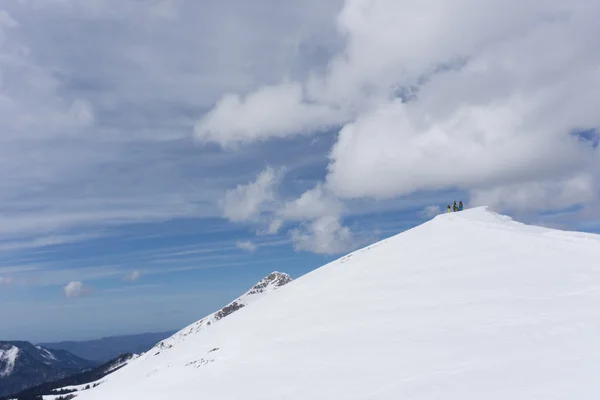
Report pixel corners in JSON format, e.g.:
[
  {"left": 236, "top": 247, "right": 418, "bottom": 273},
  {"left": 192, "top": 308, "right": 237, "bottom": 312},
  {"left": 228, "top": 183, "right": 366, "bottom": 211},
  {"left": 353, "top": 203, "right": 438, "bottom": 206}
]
[
  {"left": 247, "top": 271, "right": 292, "bottom": 296},
  {"left": 152, "top": 271, "right": 293, "bottom": 352}
]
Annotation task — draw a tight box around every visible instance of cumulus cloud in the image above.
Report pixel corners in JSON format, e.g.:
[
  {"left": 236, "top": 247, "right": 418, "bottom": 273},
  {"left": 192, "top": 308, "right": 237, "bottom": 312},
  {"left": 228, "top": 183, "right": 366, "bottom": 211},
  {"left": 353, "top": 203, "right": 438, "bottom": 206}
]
[
  {"left": 222, "top": 166, "right": 285, "bottom": 222},
  {"left": 63, "top": 281, "right": 92, "bottom": 298},
  {"left": 221, "top": 169, "right": 357, "bottom": 254},
  {"left": 202, "top": 0, "right": 600, "bottom": 216},
  {"left": 195, "top": 83, "right": 348, "bottom": 148},
  {"left": 276, "top": 184, "right": 358, "bottom": 253},
  {"left": 123, "top": 270, "right": 142, "bottom": 282},
  {"left": 278, "top": 183, "right": 343, "bottom": 221},
  {"left": 470, "top": 174, "right": 596, "bottom": 213},
  {"left": 290, "top": 216, "right": 357, "bottom": 254},
  {"left": 325, "top": 98, "right": 597, "bottom": 200},
  {"left": 236, "top": 240, "right": 257, "bottom": 252},
  {"left": 420, "top": 205, "right": 442, "bottom": 218}
]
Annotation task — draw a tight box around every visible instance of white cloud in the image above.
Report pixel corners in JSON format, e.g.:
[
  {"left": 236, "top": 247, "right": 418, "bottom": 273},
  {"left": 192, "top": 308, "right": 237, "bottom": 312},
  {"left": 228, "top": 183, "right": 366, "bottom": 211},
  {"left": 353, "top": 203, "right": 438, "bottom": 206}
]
[
  {"left": 236, "top": 240, "right": 257, "bottom": 252},
  {"left": 278, "top": 183, "right": 343, "bottom": 221},
  {"left": 325, "top": 90, "right": 598, "bottom": 200},
  {"left": 199, "top": 0, "right": 600, "bottom": 215},
  {"left": 195, "top": 83, "right": 348, "bottom": 148},
  {"left": 63, "top": 281, "right": 92, "bottom": 298},
  {"left": 222, "top": 166, "right": 285, "bottom": 222},
  {"left": 420, "top": 205, "right": 442, "bottom": 218},
  {"left": 123, "top": 270, "right": 142, "bottom": 282},
  {"left": 222, "top": 173, "right": 357, "bottom": 254},
  {"left": 267, "top": 219, "right": 283, "bottom": 234},
  {"left": 0, "top": 233, "right": 101, "bottom": 252},
  {"left": 290, "top": 215, "right": 357, "bottom": 254},
  {"left": 470, "top": 174, "right": 596, "bottom": 213}
]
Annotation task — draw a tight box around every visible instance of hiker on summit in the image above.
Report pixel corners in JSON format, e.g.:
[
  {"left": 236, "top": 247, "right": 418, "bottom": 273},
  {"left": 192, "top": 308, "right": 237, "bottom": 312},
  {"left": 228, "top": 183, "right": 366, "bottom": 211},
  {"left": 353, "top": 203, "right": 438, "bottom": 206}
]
[
  {"left": 447, "top": 204, "right": 452, "bottom": 213},
  {"left": 459, "top": 201, "right": 464, "bottom": 211},
  {"left": 453, "top": 201, "right": 458, "bottom": 212}
]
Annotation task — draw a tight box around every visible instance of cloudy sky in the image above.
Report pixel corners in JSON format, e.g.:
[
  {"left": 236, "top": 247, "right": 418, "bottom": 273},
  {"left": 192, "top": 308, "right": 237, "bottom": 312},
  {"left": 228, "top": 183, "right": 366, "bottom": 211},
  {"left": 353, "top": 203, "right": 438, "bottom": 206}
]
[{"left": 1, "top": 0, "right": 599, "bottom": 342}]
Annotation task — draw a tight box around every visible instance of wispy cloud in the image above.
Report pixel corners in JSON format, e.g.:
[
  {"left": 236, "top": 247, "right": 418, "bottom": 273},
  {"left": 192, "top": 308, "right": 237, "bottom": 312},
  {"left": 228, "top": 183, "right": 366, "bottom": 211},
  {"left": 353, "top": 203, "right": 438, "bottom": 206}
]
[
  {"left": 236, "top": 240, "right": 257, "bottom": 252},
  {"left": 0, "top": 264, "right": 48, "bottom": 274},
  {"left": 123, "top": 270, "right": 141, "bottom": 282},
  {"left": 0, "top": 234, "right": 103, "bottom": 253},
  {"left": 0, "top": 0, "right": 341, "bottom": 253},
  {"left": 104, "top": 284, "right": 161, "bottom": 293}
]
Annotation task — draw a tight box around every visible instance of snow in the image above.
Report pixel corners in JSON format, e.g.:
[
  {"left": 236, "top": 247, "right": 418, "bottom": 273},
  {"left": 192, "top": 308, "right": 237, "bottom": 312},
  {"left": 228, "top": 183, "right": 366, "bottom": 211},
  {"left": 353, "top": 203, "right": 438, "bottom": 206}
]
[
  {"left": 150, "top": 271, "right": 291, "bottom": 351},
  {"left": 37, "top": 346, "right": 58, "bottom": 362},
  {"left": 76, "top": 207, "right": 600, "bottom": 399},
  {"left": 0, "top": 345, "right": 19, "bottom": 378},
  {"left": 47, "top": 354, "right": 137, "bottom": 395}
]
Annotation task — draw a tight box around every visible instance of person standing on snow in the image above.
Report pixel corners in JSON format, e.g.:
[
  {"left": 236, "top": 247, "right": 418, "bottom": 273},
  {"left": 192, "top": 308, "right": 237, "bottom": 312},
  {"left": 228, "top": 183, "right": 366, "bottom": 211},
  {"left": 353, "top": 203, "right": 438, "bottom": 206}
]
[
  {"left": 458, "top": 201, "right": 464, "bottom": 211},
  {"left": 447, "top": 204, "right": 452, "bottom": 213},
  {"left": 452, "top": 201, "right": 458, "bottom": 212}
]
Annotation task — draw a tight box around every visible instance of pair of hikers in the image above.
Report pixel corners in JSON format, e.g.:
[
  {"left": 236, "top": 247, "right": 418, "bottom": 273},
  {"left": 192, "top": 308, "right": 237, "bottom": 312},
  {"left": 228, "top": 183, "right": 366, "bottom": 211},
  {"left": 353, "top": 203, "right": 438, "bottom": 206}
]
[{"left": 447, "top": 201, "right": 463, "bottom": 213}]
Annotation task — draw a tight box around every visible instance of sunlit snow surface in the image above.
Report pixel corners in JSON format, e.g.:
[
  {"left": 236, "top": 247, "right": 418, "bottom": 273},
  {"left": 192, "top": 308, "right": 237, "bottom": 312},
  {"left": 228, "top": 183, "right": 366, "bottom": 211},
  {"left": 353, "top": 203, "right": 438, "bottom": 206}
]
[{"left": 76, "top": 207, "right": 600, "bottom": 399}]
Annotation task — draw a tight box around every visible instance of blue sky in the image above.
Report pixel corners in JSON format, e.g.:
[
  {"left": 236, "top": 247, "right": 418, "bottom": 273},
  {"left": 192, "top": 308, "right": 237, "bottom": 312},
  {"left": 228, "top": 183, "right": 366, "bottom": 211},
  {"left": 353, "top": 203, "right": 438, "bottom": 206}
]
[{"left": 1, "top": 0, "right": 599, "bottom": 342}]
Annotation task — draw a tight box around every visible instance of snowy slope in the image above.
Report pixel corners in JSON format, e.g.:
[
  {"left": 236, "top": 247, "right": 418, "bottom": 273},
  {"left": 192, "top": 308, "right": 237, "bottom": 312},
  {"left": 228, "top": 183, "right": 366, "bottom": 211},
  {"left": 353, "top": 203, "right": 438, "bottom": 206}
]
[
  {"left": 151, "top": 271, "right": 292, "bottom": 352},
  {"left": 76, "top": 207, "right": 600, "bottom": 399}
]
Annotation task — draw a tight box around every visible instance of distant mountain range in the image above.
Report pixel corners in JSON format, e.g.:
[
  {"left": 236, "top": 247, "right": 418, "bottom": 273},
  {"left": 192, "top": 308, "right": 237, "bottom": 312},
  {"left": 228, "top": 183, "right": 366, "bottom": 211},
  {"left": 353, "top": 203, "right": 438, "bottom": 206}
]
[
  {"left": 0, "top": 341, "right": 97, "bottom": 397},
  {"left": 2, "top": 352, "right": 137, "bottom": 400},
  {"left": 0, "top": 331, "right": 176, "bottom": 398},
  {"left": 39, "top": 331, "right": 176, "bottom": 363}
]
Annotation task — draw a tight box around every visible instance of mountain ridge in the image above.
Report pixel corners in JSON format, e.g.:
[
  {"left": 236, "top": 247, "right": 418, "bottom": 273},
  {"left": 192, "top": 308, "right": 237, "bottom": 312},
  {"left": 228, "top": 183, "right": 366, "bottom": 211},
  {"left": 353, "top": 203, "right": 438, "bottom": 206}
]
[
  {"left": 40, "top": 331, "right": 177, "bottom": 363},
  {"left": 151, "top": 271, "right": 292, "bottom": 352},
  {"left": 73, "top": 207, "right": 600, "bottom": 399}
]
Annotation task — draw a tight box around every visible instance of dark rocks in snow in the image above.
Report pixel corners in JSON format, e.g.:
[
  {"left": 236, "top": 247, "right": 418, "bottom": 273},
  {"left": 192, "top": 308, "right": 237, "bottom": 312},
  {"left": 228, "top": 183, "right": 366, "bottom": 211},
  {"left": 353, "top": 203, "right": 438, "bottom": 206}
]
[{"left": 214, "top": 301, "right": 245, "bottom": 321}]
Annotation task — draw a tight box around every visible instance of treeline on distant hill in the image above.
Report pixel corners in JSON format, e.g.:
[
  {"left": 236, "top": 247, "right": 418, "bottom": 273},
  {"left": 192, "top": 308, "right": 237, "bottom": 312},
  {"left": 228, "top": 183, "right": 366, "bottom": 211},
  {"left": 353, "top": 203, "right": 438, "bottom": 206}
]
[
  {"left": 13, "top": 395, "right": 77, "bottom": 400},
  {"left": 2, "top": 353, "right": 133, "bottom": 400}
]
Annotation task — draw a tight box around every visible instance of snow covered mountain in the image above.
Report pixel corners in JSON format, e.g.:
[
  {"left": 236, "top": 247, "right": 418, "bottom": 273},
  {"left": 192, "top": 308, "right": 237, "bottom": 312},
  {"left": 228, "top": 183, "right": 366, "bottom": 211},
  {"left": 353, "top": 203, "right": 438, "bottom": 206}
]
[
  {"left": 75, "top": 207, "right": 600, "bottom": 399},
  {"left": 0, "top": 341, "right": 96, "bottom": 397},
  {"left": 152, "top": 271, "right": 292, "bottom": 352}
]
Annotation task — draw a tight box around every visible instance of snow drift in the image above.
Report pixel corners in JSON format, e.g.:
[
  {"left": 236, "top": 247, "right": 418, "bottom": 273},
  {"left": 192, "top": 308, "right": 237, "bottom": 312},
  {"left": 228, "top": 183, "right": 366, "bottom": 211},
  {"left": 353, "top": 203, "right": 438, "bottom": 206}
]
[{"left": 76, "top": 207, "right": 600, "bottom": 399}]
